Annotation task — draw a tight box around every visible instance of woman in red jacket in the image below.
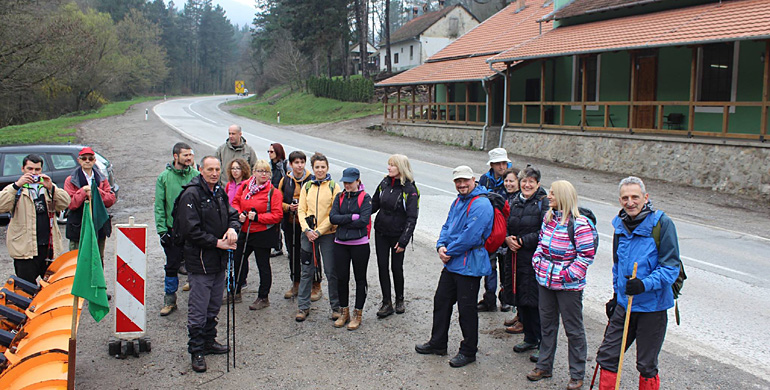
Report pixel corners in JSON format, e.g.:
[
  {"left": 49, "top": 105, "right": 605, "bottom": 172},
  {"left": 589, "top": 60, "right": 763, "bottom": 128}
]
[{"left": 232, "top": 160, "right": 284, "bottom": 310}]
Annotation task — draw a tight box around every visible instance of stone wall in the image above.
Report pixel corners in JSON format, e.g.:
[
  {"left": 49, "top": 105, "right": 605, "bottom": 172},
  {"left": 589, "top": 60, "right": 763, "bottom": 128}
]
[{"left": 384, "top": 122, "right": 770, "bottom": 200}]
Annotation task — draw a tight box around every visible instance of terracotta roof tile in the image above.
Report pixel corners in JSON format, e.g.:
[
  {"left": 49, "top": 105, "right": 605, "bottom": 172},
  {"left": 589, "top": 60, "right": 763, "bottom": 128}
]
[
  {"left": 377, "top": 0, "right": 552, "bottom": 86},
  {"left": 376, "top": 56, "right": 508, "bottom": 86},
  {"left": 491, "top": 0, "right": 770, "bottom": 63},
  {"left": 388, "top": 4, "right": 476, "bottom": 45}
]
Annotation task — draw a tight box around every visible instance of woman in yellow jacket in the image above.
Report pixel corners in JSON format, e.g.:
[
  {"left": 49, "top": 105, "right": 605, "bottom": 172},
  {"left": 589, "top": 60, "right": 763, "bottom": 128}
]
[{"left": 295, "top": 152, "right": 342, "bottom": 322}]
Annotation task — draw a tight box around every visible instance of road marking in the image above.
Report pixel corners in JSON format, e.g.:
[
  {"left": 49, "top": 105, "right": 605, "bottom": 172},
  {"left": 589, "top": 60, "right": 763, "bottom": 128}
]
[
  {"left": 153, "top": 101, "right": 218, "bottom": 149},
  {"left": 187, "top": 101, "right": 220, "bottom": 125}
]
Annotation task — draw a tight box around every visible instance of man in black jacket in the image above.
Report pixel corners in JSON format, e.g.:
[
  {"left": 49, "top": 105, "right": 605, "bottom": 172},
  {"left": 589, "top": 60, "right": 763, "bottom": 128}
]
[{"left": 176, "top": 156, "right": 240, "bottom": 373}]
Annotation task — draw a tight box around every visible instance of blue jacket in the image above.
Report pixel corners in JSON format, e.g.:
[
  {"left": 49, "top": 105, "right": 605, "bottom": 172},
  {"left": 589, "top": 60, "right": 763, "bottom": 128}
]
[
  {"left": 477, "top": 164, "right": 511, "bottom": 197},
  {"left": 436, "top": 185, "right": 494, "bottom": 277},
  {"left": 612, "top": 210, "right": 680, "bottom": 312}
]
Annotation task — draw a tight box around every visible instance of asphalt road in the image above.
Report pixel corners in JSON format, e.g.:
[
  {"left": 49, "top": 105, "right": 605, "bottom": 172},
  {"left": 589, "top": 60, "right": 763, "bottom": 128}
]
[{"left": 154, "top": 95, "right": 770, "bottom": 385}]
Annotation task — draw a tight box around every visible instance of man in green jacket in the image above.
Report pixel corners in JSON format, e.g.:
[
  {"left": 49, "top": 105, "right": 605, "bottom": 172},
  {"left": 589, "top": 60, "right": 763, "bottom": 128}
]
[
  {"left": 155, "top": 142, "right": 199, "bottom": 316},
  {"left": 214, "top": 124, "right": 257, "bottom": 186}
]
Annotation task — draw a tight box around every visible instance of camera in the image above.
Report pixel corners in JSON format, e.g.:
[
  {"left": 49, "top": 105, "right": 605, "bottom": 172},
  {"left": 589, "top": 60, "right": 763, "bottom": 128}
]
[
  {"left": 292, "top": 199, "right": 298, "bottom": 205},
  {"left": 31, "top": 175, "right": 42, "bottom": 182}
]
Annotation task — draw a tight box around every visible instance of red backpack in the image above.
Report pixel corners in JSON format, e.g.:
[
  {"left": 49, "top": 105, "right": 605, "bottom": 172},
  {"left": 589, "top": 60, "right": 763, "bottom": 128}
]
[
  {"left": 456, "top": 192, "right": 510, "bottom": 253},
  {"left": 339, "top": 191, "right": 371, "bottom": 238}
]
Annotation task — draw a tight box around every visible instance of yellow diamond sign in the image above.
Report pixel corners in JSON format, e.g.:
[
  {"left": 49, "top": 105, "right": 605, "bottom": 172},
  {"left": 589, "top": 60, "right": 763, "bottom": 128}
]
[{"left": 235, "top": 80, "right": 245, "bottom": 94}]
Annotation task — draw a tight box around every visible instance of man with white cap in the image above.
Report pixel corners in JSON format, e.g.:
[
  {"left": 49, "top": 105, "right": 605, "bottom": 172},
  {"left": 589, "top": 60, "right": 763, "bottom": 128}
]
[
  {"left": 477, "top": 147, "right": 512, "bottom": 312},
  {"left": 415, "top": 165, "right": 494, "bottom": 368}
]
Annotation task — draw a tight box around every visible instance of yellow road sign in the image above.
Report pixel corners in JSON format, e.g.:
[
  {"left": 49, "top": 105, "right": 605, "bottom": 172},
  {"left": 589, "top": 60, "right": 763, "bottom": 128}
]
[{"left": 235, "top": 80, "right": 245, "bottom": 94}]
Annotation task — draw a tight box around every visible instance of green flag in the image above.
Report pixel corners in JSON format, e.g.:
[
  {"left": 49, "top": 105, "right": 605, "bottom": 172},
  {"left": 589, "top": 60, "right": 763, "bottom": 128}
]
[
  {"left": 90, "top": 178, "right": 109, "bottom": 232},
  {"left": 71, "top": 201, "right": 109, "bottom": 322}
]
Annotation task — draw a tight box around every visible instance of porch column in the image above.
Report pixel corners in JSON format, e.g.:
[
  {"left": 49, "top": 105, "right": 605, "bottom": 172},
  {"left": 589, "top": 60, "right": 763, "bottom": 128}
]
[
  {"left": 383, "top": 87, "right": 389, "bottom": 123},
  {"left": 428, "top": 85, "right": 433, "bottom": 122},
  {"left": 762, "top": 40, "right": 769, "bottom": 141},
  {"left": 688, "top": 47, "right": 697, "bottom": 137},
  {"left": 581, "top": 56, "right": 587, "bottom": 129},
  {"left": 540, "top": 60, "right": 546, "bottom": 126},
  {"left": 411, "top": 85, "right": 416, "bottom": 123},
  {"left": 505, "top": 64, "right": 511, "bottom": 125},
  {"left": 396, "top": 86, "right": 401, "bottom": 121},
  {"left": 629, "top": 52, "right": 637, "bottom": 132}
]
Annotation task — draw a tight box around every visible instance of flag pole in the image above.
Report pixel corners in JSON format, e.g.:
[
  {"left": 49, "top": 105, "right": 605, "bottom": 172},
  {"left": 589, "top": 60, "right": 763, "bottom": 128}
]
[{"left": 68, "top": 292, "right": 80, "bottom": 390}]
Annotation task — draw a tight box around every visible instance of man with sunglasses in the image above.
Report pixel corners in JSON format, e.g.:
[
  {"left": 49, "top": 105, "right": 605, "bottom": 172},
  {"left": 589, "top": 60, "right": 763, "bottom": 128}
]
[{"left": 64, "top": 147, "right": 116, "bottom": 261}]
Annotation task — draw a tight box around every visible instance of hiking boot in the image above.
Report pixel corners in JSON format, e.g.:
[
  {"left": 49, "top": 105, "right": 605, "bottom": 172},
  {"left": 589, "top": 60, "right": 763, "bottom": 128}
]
[
  {"left": 477, "top": 300, "right": 496, "bottom": 312},
  {"left": 526, "top": 368, "right": 552, "bottom": 381},
  {"left": 160, "top": 294, "right": 177, "bottom": 316},
  {"left": 191, "top": 353, "right": 206, "bottom": 372},
  {"left": 249, "top": 297, "right": 270, "bottom": 310},
  {"left": 182, "top": 282, "right": 190, "bottom": 291},
  {"left": 529, "top": 348, "right": 540, "bottom": 363},
  {"left": 222, "top": 292, "right": 242, "bottom": 305},
  {"left": 394, "top": 298, "right": 405, "bottom": 314},
  {"left": 500, "top": 303, "right": 513, "bottom": 312},
  {"left": 331, "top": 308, "right": 343, "bottom": 320},
  {"left": 377, "top": 301, "right": 394, "bottom": 318},
  {"left": 567, "top": 378, "right": 584, "bottom": 390},
  {"left": 178, "top": 264, "right": 188, "bottom": 275},
  {"left": 448, "top": 353, "right": 476, "bottom": 368},
  {"left": 310, "top": 282, "right": 322, "bottom": 301},
  {"left": 295, "top": 309, "right": 309, "bottom": 322},
  {"left": 639, "top": 374, "right": 660, "bottom": 390},
  {"left": 514, "top": 340, "right": 539, "bottom": 353},
  {"left": 204, "top": 341, "right": 229, "bottom": 355},
  {"left": 414, "top": 342, "right": 447, "bottom": 355},
  {"left": 347, "top": 309, "right": 362, "bottom": 330},
  {"left": 284, "top": 282, "right": 299, "bottom": 299},
  {"left": 504, "top": 315, "right": 519, "bottom": 327},
  {"left": 505, "top": 322, "right": 524, "bottom": 334},
  {"left": 334, "top": 307, "right": 349, "bottom": 328}
]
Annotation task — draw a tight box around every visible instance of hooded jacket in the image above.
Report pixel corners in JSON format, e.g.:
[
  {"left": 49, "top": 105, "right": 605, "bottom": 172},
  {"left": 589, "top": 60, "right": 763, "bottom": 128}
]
[
  {"left": 176, "top": 176, "right": 240, "bottom": 275},
  {"left": 612, "top": 209, "right": 680, "bottom": 312},
  {"left": 278, "top": 169, "right": 311, "bottom": 225},
  {"left": 436, "top": 185, "right": 493, "bottom": 277},
  {"left": 371, "top": 176, "right": 419, "bottom": 248},
  {"left": 506, "top": 186, "right": 547, "bottom": 307},
  {"left": 0, "top": 182, "right": 70, "bottom": 259},
  {"left": 532, "top": 210, "right": 596, "bottom": 291},
  {"left": 329, "top": 184, "right": 372, "bottom": 242},
  {"left": 232, "top": 178, "right": 284, "bottom": 234},
  {"left": 478, "top": 163, "right": 511, "bottom": 197},
  {"left": 215, "top": 137, "right": 258, "bottom": 185},
  {"left": 298, "top": 174, "right": 341, "bottom": 236},
  {"left": 154, "top": 163, "right": 199, "bottom": 235}
]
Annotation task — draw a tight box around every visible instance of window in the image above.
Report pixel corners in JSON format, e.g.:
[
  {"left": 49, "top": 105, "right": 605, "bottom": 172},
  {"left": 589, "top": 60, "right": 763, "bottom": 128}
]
[
  {"left": 410, "top": 45, "right": 414, "bottom": 61},
  {"left": 696, "top": 42, "right": 739, "bottom": 113},
  {"left": 2, "top": 154, "right": 27, "bottom": 176},
  {"left": 573, "top": 55, "right": 599, "bottom": 101},
  {"left": 525, "top": 78, "right": 541, "bottom": 102},
  {"left": 394, "top": 53, "right": 399, "bottom": 64},
  {"left": 50, "top": 154, "right": 77, "bottom": 170}
]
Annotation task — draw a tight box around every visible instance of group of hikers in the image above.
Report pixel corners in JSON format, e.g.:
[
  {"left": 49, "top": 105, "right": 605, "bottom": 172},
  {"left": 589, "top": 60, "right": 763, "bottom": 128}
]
[{"left": 0, "top": 123, "right": 681, "bottom": 390}]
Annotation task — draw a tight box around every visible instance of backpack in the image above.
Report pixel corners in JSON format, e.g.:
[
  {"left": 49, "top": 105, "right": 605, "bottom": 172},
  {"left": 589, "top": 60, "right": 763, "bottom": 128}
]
[
  {"left": 567, "top": 206, "right": 599, "bottom": 251},
  {"left": 457, "top": 192, "right": 510, "bottom": 253},
  {"left": 304, "top": 178, "right": 336, "bottom": 195},
  {"left": 338, "top": 191, "right": 371, "bottom": 238}
]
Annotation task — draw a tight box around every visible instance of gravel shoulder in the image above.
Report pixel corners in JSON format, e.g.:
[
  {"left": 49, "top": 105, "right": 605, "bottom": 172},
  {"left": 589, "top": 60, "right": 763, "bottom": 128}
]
[{"left": 0, "top": 100, "right": 764, "bottom": 389}]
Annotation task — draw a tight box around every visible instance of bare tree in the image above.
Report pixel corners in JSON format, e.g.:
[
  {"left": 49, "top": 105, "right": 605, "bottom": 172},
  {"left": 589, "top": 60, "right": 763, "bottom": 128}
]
[
  {"left": 354, "top": 0, "right": 369, "bottom": 78},
  {"left": 264, "top": 36, "right": 308, "bottom": 92},
  {"left": 385, "top": 0, "right": 392, "bottom": 73}
]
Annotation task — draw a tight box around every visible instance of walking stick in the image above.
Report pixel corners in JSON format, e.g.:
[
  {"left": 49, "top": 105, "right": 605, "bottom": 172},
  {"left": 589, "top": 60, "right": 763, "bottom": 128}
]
[
  {"left": 232, "top": 208, "right": 254, "bottom": 369},
  {"left": 615, "top": 262, "right": 638, "bottom": 390},
  {"left": 226, "top": 249, "right": 232, "bottom": 372}
]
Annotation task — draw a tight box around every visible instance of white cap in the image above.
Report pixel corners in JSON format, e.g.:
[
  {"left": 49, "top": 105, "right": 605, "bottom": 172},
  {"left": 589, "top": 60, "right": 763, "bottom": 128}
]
[
  {"left": 487, "top": 147, "right": 511, "bottom": 165},
  {"left": 452, "top": 165, "right": 474, "bottom": 180}
]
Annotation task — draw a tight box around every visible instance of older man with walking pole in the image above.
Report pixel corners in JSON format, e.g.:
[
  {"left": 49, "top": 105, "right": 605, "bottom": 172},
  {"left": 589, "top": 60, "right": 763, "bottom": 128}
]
[{"left": 594, "top": 177, "right": 681, "bottom": 390}]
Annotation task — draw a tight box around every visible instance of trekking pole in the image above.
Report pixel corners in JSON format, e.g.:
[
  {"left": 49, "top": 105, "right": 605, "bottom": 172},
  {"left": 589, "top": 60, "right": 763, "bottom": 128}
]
[
  {"left": 290, "top": 204, "right": 297, "bottom": 299},
  {"left": 232, "top": 208, "right": 254, "bottom": 369},
  {"left": 615, "top": 262, "right": 638, "bottom": 390},
  {"left": 589, "top": 320, "right": 612, "bottom": 389},
  {"left": 226, "top": 249, "right": 232, "bottom": 372}
]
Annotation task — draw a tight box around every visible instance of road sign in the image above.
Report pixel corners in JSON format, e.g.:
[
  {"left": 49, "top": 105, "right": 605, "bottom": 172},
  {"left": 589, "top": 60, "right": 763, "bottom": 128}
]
[
  {"left": 235, "top": 80, "right": 245, "bottom": 94},
  {"left": 114, "top": 220, "right": 147, "bottom": 339}
]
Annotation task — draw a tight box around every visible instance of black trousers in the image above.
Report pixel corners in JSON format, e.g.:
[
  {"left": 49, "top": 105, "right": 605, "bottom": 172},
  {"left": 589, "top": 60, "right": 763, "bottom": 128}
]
[
  {"left": 429, "top": 268, "right": 481, "bottom": 357},
  {"left": 518, "top": 305, "right": 541, "bottom": 345},
  {"left": 596, "top": 305, "right": 668, "bottom": 378},
  {"left": 375, "top": 233, "right": 405, "bottom": 303},
  {"left": 14, "top": 245, "right": 50, "bottom": 284},
  {"left": 162, "top": 234, "right": 183, "bottom": 277},
  {"left": 283, "top": 222, "right": 320, "bottom": 283},
  {"left": 232, "top": 235, "right": 272, "bottom": 298},
  {"left": 334, "top": 243, "right": 370, "bottom": 310}
]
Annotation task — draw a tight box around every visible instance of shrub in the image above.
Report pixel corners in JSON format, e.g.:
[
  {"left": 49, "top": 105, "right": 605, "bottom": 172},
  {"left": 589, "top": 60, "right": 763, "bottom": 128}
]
[{"left": 305, "top": 76, "right": 374, "bottom": 102}]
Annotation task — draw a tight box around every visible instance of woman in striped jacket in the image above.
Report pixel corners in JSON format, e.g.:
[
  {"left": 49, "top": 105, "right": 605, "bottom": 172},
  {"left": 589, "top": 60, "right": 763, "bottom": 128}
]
[{"left": 527, "top": 180, "right": 596, "bottom": 390}]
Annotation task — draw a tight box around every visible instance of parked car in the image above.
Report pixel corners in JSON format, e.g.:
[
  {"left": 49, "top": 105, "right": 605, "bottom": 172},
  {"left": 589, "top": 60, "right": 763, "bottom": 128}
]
[{"left": 0, "top": 144, "right": 119, "bottom": 225}]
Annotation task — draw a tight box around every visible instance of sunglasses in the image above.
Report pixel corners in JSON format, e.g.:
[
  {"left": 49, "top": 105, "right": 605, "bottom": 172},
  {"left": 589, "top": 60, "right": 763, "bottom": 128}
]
[
  {"left": 267, "top": 150, "right": 275, "bottom": 153},
  {"left": 79, "top": 156, "right": 95, "bottom": 161}
]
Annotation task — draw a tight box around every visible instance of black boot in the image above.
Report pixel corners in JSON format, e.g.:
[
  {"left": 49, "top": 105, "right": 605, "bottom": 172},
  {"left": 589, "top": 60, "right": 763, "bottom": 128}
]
[
  {"left": 203, "top": 318, "right": 229, "bottom": 355},
  {"left": 188, "top": 325, "right": 206, "bottom": 372},
  {"left": 191, "top": 353, "right": 206, "bottom": 372},
  {"left": 394, "top": 298, "right": 405, "bottom": 314},
  {"left": 377, "top": 301, "right": 394, "bottom": 318}
]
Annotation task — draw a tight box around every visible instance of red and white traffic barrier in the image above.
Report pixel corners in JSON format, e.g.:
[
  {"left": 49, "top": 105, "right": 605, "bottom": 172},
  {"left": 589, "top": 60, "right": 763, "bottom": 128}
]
[{"left": 114, "top": 218, "right": 147, "bottom": 338}]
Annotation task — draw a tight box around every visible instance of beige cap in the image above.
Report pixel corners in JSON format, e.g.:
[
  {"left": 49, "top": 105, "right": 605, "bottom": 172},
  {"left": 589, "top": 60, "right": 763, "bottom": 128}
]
[
  {"left": 487, "top": 147, "right": 511, "bottom": 165},
  {"left": 452, "top": 165, "right": 474, "bottom": 180}
]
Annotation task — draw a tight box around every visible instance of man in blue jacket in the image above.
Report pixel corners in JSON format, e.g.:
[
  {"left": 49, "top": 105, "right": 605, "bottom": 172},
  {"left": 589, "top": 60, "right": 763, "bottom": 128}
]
[
  {"left": 415, "top": 166, "right": 493, "bottom": 368},
  {"left": 596, "top": 176, "right": 680, "bottom": 390}
]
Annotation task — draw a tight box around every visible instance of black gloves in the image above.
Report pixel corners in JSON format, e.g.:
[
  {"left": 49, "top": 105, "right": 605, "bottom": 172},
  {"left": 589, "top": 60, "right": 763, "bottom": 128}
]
[
  {"left": 251, "top": 207, "right": 258, "bottom": 222},
  {"left": 159, "top": 232, "right": 171, "bottom": 247},
  {"left": 605, "top": 294, "right": 617, "bottom": 319},
  {"left": 625, "top": 277, "right": 646, "bottom": 295}
]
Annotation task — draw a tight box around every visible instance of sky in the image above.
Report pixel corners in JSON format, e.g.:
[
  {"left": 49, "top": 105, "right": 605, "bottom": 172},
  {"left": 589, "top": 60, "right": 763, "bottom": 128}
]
[{"left": 215, "top": 0, "right": 255, "bottom": 27}]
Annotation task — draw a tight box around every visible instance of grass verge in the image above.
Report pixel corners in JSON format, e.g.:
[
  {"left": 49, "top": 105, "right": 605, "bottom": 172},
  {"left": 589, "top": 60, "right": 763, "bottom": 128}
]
[
  {"left": 229, "top": 86, "right": 382, "bottom": 125},
  {"left": 0, "top": 96, "right": 162, "bottom": 145}
]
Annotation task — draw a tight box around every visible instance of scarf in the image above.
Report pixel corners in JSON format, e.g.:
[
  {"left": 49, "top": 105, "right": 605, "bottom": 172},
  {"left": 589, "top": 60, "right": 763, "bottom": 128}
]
[
  {"left": 244, "top": 177, "right": 268, "bottom": 200},
  {"left": 619, "top": 202, "right": 653, "bottom": 232}
]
